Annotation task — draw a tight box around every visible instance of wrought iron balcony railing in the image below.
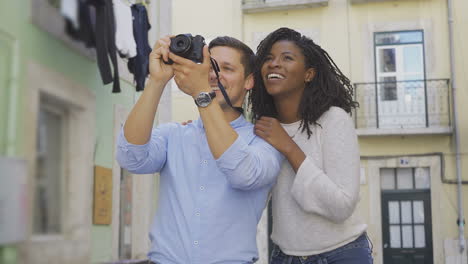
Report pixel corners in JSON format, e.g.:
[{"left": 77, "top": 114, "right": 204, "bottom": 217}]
[
  {"left": 242, "top": 0, "right": 328, "bottom": 13},
  {"left": 353, "top": 79, "right": 451, "bottom": 135}
]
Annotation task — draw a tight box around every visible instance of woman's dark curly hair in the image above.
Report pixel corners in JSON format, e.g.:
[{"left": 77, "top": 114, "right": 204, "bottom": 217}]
[{"left": 249, "top": 27, "right": 358, "bottom": 138}]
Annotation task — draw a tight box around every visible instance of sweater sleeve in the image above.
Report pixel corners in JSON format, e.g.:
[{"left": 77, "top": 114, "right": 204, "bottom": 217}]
[{"left": 290, "top": 108, "right": 361, "bottom": 223}]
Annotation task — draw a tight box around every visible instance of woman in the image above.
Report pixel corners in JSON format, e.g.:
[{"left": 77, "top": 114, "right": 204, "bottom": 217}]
[{"left": 250, "top": 27, "right": 373, "bottom": 264}]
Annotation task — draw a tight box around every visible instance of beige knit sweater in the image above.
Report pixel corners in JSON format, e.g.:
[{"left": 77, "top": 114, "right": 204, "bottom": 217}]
[{"left": 271, "top": 107, "right": 367, "bottom": 256}]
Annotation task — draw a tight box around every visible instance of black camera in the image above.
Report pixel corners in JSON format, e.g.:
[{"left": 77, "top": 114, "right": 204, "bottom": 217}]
[{"left": 166, "top": 34, "right": 205, "bottom": 64}]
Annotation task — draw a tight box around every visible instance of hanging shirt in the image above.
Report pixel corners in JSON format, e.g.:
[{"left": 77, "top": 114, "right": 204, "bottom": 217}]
[
  {"left": 113, "top": 0, "right": 137, "bottom": 58},
  {"left": 65, "top": 0, "right": 96, "bottom": 48},
  {"left": 89, "top": 0, "right": 121, "bottom": 93},
  {"left": 127, "top": 4, "right": 151, "bottom": 91}
]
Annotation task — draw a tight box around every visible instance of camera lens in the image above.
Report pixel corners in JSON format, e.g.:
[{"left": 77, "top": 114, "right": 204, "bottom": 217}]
[{"left": 170, "top": 34, "right": 192, "bottom": 55}]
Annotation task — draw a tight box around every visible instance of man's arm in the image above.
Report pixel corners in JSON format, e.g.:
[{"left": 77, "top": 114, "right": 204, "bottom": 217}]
[
  {"left": 169, "top": 46, "right": 238, "bottom": 159},
  {"left": 124, "top": 37, "right": 174, "bottom": 145},
  {"left": 216, "top": 135, "right": 283, "bottom": 190},
  {"left": 116, "top": 36, "right": 174, "bottom": 174},
  {"left": 123, "top": 78, "right": 166, "bottom": 145}
]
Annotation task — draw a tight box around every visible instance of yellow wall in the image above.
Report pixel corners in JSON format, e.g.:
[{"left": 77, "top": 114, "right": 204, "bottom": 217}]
[
  {"left": 171, "top": 0, "right": 468, "bottom": 261},
  {"left": 170, "top": 0, "right": 244, "bottom": 122}
]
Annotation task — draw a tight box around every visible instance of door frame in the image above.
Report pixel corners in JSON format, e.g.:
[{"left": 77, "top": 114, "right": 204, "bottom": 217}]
[
  {"left": 366, "top": 154, "right": 443, "bottom": 264},
  {"left": 111, "top": 104, "right": 156, "bottom": 260}
]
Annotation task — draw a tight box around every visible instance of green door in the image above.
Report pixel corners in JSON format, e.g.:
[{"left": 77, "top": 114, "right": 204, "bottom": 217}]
[{"left": 380, "top": 167, "right": 433, "bottom": 264}]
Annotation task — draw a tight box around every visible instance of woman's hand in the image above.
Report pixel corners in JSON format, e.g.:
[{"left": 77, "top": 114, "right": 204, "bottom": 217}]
[
  {"left": 255, "top": 116, "right": 306, "bottom": 172},
  {"left": 254, "top": 116, "right": 295, "bottom": 154}
]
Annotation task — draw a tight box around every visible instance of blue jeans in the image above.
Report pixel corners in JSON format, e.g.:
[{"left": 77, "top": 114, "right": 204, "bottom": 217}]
[{"left": 270, "top": 233, "right": 373, "bottom": 264}]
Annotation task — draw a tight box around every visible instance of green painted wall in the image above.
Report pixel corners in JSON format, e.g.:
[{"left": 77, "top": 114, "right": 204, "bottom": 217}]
[{"left": 0, "top": 1, "right": 137, "bottom": 263}]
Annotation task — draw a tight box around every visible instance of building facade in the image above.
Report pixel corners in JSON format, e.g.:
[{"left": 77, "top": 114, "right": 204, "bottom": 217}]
[
  {"left": 0, "top": 1, "right": 171, "bottom": 263},
  {"left": 172, "top": 0, "right": 468, "bottom": 263},
  {"left": 1, "top": 0, "right": 467, "bottom": 263}
]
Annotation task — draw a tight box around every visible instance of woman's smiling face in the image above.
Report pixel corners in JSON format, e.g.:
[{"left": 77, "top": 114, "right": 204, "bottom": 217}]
[{"left": 260, "top": 40, "right": 315, "bottom": 98}]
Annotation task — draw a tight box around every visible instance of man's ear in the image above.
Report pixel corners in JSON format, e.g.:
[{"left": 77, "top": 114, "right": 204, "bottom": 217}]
[
  {"left": 305, "top": 68, "right": 316, "bottom": 82},
  {"left": 245, "top": 74, "right": 254, "bottom": 91}
]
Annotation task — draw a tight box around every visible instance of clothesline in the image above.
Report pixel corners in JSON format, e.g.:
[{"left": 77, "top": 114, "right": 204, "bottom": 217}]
[{"left": 60, "top": 0, "right": 152, "bottom": 93}]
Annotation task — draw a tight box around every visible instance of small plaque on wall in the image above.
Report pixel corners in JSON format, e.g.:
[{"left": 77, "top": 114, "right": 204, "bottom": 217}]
[{"left": 93, "top": 166, "right": 113, "bottom": 225}]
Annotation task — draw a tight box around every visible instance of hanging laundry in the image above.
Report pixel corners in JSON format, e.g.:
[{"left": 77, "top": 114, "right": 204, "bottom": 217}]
[
  {"left": 61, "top": 0, "right": 79, "bottom": 30},
  {"left": 88, "top": 0, "right": 121, "bottom": 93},
  {"left": 65, "top": 0, "right": 96, "bottom": 48},
  {"left": 128, "top": 3, "right": 152, "bottom": 92},
  {"left": 113, "top": 0, "right": 137, "bottom": 58}
]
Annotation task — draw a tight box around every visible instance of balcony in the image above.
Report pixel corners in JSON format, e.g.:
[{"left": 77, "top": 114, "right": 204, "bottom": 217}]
[
  {"left": 242, "top": 0, "right": 328, "bottom": 13},
  {"left": 353, "top": 79, "right": 452, "bottom": 136}
]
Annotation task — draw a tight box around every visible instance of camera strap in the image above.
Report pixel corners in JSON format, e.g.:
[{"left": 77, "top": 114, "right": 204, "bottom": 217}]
[{"left": 210, "top": 58, "right": 244, "bottom": 114}]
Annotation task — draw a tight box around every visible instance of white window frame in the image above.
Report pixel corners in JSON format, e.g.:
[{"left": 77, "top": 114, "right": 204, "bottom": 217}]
[
  {"left": 33, "top": 100, "right": 69, "bottom": 236},
  {"left": 23, "top": 61, "right": 95, "bottom": 263}
]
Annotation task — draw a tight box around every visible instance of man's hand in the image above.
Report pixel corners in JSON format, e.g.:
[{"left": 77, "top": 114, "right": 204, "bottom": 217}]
[
  {"left": 170, "top": 45, "right": 211, "bottom": 97},
  {"left": 149, "top": 36, "right": 174, "bottom": 85},
  {"left": 181, "top": 120, "right": 193, "bottom": 126}
]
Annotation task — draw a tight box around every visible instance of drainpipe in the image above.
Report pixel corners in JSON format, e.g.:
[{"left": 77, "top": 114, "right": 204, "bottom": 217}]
[{"left": 447, "top": 0, "right": 465, "bottom": 253}]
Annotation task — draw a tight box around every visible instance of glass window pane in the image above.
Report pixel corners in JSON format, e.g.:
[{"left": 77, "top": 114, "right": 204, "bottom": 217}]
[
  {"left": 376, "top": 31, "right": 423, "bottom": 45},
  {"left": 34, "top": 107, "right": 63, "bottom": 234},
  {"left": 415, "top": 225, "right": 426, "bottom": 248},
  {"left": 390, "top": 225, "right": 401, "bottom": 248},
  {"left": 401, "top": 201, "right": 412, "bottom": 224},
  {"left": 399, "top": 31, "right": 423, "bottom": 43},
  {"left": 378, "top": 48, "right": 396, "bottom": 73},
  {"left": 381, "top": 168, "right": 395, "bottom": 190},
  {"left": 413, "top": 201, "right": 425, "bottom": 224},
  {"left": 402, "top": 225, "right": 414, "bottom": 248},
  {"left": 403, "top": 46, "right": 423, "bottom": 74},
  {"left": 380, "top": 77, "right": 397, "bottom": 101},
  {"left": 415, "top": 167, "right": 430, "bottom": 189},
  {"left": 389, "top": 201, "right": 400, "bottom": 224},
  {"left": 397, "top": 168, "right": 413, "bottom": 189}
]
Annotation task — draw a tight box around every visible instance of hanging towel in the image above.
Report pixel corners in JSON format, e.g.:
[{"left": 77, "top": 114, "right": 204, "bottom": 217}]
[{"left": 113, "top": 0, "right": 137, "bottom": 58}]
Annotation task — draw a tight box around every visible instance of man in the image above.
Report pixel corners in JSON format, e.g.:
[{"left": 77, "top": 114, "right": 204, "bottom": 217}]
[{"left": 116, "top": 35, "right": 283, "bottom": 264}]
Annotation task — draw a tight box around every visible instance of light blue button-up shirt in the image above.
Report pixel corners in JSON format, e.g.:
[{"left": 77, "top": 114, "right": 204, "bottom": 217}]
[{"left": 116, "top": 115, "right": 283, "bottom": 264}]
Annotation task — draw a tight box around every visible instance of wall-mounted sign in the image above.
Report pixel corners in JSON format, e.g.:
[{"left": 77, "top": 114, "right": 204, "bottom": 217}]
[{"left": 93, "top": 166, "right": 113, "bottom": 225}]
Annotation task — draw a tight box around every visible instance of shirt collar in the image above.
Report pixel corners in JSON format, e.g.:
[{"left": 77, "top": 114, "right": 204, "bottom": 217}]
[{"left": 194, "top": 115, "right": 247, "bottom": 130}]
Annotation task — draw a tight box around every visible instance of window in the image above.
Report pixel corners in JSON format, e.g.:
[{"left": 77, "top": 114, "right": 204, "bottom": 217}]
[
  {"left": 374, "top": 30, "right": 427, "bottom": 128},
  {"left": 380, "top": 167, "right": 430, "bottom": 190},
  {"left": 25, "top": 61, "right": 95, "bottom": 263},
  {"left": 34, "top": 97, "right": 68, "bottom": 234},
  {"left": 375, "top": 31, "right": 425, "bottom": 102}
]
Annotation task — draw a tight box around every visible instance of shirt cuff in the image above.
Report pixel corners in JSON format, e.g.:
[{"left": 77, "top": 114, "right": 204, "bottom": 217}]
[{"left": 118, "top": 127, "right": 152, "bottom": 162}]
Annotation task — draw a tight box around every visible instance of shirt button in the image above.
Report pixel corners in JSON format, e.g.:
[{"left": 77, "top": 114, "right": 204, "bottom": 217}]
[
  {"left": 194, "top": 241, "right": 199, "bottom": 245},
  {"left": 196, "top": 212, "right": 200, "bottom": 216},
  {"left": 200, "top": 186, "right": 205, "bottom": 191},
  {"left": 203, "top": 160, "right": 208, "bottom": 164}
]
